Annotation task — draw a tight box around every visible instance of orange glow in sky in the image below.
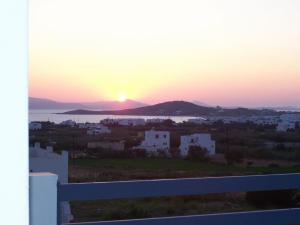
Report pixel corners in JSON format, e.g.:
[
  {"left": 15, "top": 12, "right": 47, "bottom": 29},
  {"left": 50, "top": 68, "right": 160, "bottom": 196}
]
[{"left": 29, "top": 0, "right": 300, "bottom": 107}]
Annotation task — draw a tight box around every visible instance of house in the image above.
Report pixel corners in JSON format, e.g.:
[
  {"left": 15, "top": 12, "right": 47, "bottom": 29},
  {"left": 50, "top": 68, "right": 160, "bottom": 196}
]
[
  {"left": 179, "top": 133, "right": 215, "bottom": 157},
  {"left": 187, "top": 118, "right": 209, "bottom": 125},
  {"left": 117, "top": 118, "right": 146, "bottom": 126},
  {"left": 77, "top": 123, "right": 87, "bottom": 129},
  {"left": 146, "top": 118, "right": 167, "bottom": 124},
  {"left": 29, "top": 122, "right": 42, "bottom": 130},
  {"left": 60, "top": 120, "right": 76, "bottom": 127},
  {"left": 276, "top": 114, "right": 300, "bottom": 132},
  {"left": 87, "top": 141, "right": 125, "bottom": 151},
  {"left": 101, "top": 118, "right": 117, "bottom": 125},
  {"left": 136, "top": 129, "right": 170, "bottom": 155},
  {"left": 277, "top": 121, "right": 296, "bottom": 132},
  {"left": 29, "top": 143, "right": 73, "bottom": 223},
  {"left": 86, "top": 124, "right": 111, "bottom": 135}
]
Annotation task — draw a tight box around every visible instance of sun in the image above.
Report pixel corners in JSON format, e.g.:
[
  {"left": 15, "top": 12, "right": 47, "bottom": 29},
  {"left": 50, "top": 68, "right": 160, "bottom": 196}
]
[{"left": 118, "top": 94, "right": 127, "bottom": 102}]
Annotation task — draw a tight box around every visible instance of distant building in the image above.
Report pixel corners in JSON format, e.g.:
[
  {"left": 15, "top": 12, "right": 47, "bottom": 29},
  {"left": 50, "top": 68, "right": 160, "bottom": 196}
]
[
  {"left": 117, "top": 118, "right": 146, "bottom": 126},
  {"left": 77, "top": 123, "right": 87, "bottom": 129},
  {"left": 136, "top": 129, "right": 170, "bottom": 155},
  {"left": 86, "top": 124, "right": 111, "bottom": 135},
  {"left": 60, "top": 120, "right": 76, "bottom": 127},
  {"left": 187, "top": 118, "right": 209, "bottom": 125},
  {"left": 101, "top": 118, "right": 146, "bottom": 126},
  {"left": 179, "top": 133, "right": 215, "bottom": 157},
  {"left": 87, "top": 141, "right": 125, "bottom": 151},
  {"left": 29, "top": 143, "right": 72, "bottom": 223},
  {"left": 277, "top": 121, "right": 296, "bottom": 132},
  {"left": 101, "top": 118, "right": 117, "bottom": 125},
  {"left": 29, "top": 122, "right": 42, "bottom": 130},
  {"left": 276, "top": 114, "right": 300, "bottom": 132},
  {"left": 146, "top": 118, "right": 167, "bottom": 124}
]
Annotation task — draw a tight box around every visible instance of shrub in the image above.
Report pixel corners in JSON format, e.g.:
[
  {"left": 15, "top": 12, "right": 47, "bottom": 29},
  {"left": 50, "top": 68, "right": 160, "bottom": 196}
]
[
  {"left": 246, "top": 190, "right": 299, "bottom": 207},
  {"left": 186, "top": 146, "right": 210, "bottom": 162},
  {"left": 224, "top": 149, "right": 245, "bottom": 165}
]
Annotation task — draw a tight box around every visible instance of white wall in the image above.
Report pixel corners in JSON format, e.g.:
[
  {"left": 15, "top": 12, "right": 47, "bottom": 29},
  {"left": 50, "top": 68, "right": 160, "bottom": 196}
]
[
  {"left": 30, "top": 150, "right": 69, "bottom": 183},
  {"left": 0, "top": 0, "right": 28, "bottom": 225},
  {"left": 30, "top": 173, "right": 58, "bottom": 225}
]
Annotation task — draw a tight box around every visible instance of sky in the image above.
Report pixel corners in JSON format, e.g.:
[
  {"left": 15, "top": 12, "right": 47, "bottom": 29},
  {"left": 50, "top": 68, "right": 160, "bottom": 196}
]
[{"left": 29, "top": 0, "right": 300, "bottom": 107}]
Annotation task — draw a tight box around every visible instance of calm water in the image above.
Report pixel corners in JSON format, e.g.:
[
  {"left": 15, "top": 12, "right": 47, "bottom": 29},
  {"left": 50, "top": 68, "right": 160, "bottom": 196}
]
[{"left": 29, "top": 109, "right": 199, "bottom": 123}]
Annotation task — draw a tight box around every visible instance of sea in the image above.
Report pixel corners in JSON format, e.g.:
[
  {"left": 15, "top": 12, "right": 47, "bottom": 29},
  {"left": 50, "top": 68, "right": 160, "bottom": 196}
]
[{"left": 29, "top": 109, "right": 199, "bottom": 124}]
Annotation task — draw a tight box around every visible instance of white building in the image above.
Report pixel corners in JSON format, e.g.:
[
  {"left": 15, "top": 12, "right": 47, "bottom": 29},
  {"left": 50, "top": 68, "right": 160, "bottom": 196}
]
[
  {"left": 101, "top": 118, "right": 117, "bottom": 125},
  {"left": 101, "top": 118, "right": 146, "bottom": 126},
  {"left": 187, "top": 118, "right": 209, "bottom": 125},
  {"left": 136, "top": 129, "right": 170, "bottom": 155},
  {"left": 277, "top": 121, "right": 296, "bottom": 132},
  {"left": 276, "top": 114, "right": 300, "bottom": 132},
  {"left": 60, "top": 120, "right": 76, "bottom": 127},
  {"left": 117, "top": 118, "right": 146, "bottom": 126},
  {"left": 77, "top": 123, "right": 87, "bottom": 129},
  {"left": 179, "top": 133, "right": 216, "bottom": 157},
  {"left": 146, "top": 118, "right": 167, "bottom": 124},
  {"left": 29, "top": 122, "right": 42, "bottom": 130},
  {"left": 87, "top": 124, "right": 111, "bottom": 135},
  {"left": 29, "top": 143, "right": 73, "bottom": 223}
]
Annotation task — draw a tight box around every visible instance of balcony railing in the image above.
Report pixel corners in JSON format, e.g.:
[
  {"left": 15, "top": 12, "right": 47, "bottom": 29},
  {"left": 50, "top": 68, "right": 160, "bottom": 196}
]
[{"left": 58, "top": 173, "right": 300, "bottom": 225}]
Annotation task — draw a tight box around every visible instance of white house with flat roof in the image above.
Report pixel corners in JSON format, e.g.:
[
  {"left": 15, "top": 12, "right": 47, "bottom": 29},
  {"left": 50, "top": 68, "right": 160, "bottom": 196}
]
[
  {"left": 276, "top": 114, "right": 300, "bottom": 132},
  {"left": 187, "top": 118, "right": 209, "bottom": 125},
  {"left": 60, "top": 120, "right": 76, "bottom": 127},
  {"left": 179, "top": 133, "right": 216, "bottom": 157},
  {"left": 117, "top": 118, "right": 146, "bottom": 126},
  {"left": 146, "top": 118, "right": 167, "bottom": 124},
  {"left": 136, "top": 129, "right": 170, "bottom": 155},
  {"left": 277, "top": 121, "right": 296, "bottom": 132},
  {"left": 87, "top": 124, "right": 111, "bottom": 135}
]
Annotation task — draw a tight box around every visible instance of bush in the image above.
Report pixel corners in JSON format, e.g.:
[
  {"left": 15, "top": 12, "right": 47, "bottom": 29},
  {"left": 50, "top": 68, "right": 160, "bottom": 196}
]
[
  {"left": 186, "top": 146, "right": 210, "bottom": 162},
  {"left": 224, "top": 149, "right": 245, "bottom": 165},
  {"left": 85, "top": 148, "right": 146, "bottom": 159},
  {"left": 246, "top": 190, "right": 299, "bottom": 207}
]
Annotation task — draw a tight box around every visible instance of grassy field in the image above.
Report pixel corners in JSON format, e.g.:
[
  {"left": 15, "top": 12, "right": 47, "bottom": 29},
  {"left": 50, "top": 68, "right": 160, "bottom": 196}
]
[
  {"left": 69, "top": 158, "right": 300, "bottom": 222},
  {"left": 69, "top": 158, "right": 300, "bottom": 182}
]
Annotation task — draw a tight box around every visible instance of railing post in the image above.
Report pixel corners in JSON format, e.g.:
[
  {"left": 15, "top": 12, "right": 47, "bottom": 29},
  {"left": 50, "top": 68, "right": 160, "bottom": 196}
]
[
  {"left": 57, "top": 181, "right": 61, "bottom": 225},
  {"left": 30, "top": 173, "right": 58, "bottom": 225}
]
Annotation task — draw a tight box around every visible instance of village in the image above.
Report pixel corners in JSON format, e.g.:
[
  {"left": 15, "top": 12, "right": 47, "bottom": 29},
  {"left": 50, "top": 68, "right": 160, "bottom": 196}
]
[
  {"left": 29, "top": 113, "right": 300, "bottom": 160},
  {"left": 28, "top": 114, "right": 300, "bottom": 223}
]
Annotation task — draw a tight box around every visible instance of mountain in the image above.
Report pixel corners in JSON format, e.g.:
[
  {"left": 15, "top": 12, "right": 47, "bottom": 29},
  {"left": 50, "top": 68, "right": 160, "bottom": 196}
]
[
  {"left": 29, "top": 97, "right": 147, "bottom": 110},
  {"left": 29, "top": 97, "right": 85, "bottom": 109},
  {"left": 193, "top": 100, "right": 212, "bottom": 107},
  {"left": 80, "top": 100, "right": 147, "bottom": 110},
  {"left": 62, "top": 101, "right": 279, "bottom": 117}
]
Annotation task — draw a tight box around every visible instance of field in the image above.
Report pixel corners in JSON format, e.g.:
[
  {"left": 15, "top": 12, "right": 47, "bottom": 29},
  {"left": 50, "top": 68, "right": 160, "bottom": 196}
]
[
  {"left": 69, "top": 158, "right": 300, "bottom": 222},
  {"left": 69, "top": 158, "right": 300, "bottom": 182}
]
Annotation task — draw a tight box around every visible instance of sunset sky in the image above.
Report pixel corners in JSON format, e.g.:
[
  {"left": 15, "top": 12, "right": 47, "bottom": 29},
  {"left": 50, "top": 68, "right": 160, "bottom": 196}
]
[{"left": 29, "top": 0, "right": 300, "bottom": 107}]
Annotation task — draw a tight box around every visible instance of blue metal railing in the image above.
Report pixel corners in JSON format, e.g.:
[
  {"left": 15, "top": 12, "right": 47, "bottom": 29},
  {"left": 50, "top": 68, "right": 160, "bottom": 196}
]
[{"left": 58, "top": 173, "right": 300, "bottom": 225}]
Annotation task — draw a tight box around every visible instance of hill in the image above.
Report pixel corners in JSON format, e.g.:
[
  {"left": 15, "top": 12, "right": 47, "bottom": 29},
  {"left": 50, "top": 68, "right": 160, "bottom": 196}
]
[
  {"left": 62, "top": 101, "right": 278, "bottom": 117},
  {"left": 29, "top": 97, "right": 147, "bottom": 110}
]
